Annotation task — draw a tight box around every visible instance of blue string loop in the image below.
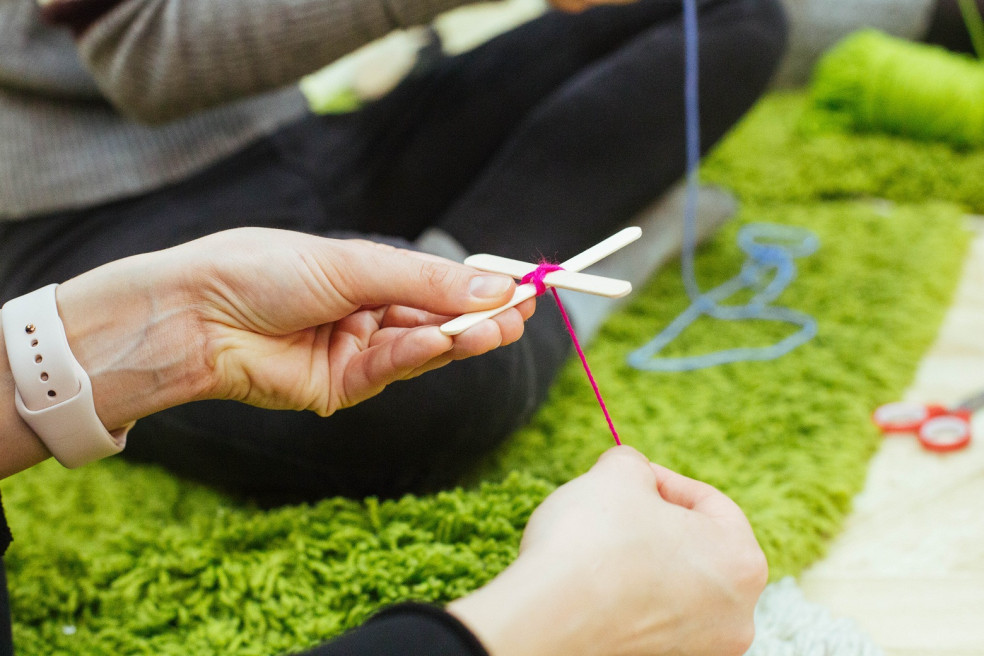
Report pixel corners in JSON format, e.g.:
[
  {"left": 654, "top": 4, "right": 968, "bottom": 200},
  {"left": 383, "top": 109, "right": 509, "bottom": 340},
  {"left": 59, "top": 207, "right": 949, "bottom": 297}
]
[
  {"left": 627, "top": 0, "right": 819, "bottom": 373},
  {"left": 693, "top": 295, "right": 716, "bottom": 313},
  {"left": 627, "top": 224, "right": 819, "bottom": 372}
]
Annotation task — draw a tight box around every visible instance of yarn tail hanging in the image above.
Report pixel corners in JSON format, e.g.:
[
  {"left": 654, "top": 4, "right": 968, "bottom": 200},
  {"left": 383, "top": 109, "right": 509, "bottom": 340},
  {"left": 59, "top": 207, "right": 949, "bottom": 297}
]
[
  {"left": 805, "top": 29, "right": 984, "bottom": 148},
  {"left": 521, "top": 263, "right": 621, "bottom": 445}
]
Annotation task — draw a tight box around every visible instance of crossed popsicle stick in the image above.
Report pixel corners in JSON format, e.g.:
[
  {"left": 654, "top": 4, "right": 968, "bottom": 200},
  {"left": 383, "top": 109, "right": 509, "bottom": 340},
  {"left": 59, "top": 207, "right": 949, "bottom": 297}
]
[{"left": 440, "top": 227, "right": 642, "bottom": 336}]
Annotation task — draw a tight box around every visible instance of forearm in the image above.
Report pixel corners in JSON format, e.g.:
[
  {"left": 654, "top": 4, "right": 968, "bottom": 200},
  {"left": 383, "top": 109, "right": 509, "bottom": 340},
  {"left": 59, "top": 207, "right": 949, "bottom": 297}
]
[
  {"left": 0, "top": 249, "right": 210, "bottom": 479},
  {"left": 49, "top": 0, "right": 480, "bottom": 123},
  {"left": 54, "top": 250, "right": 213, "bottom": 431},
  {"left": 446, "top": 554, "right": 608, "bottom": 656},
  {"left": 0, "top": 228, "right": 524, "bottom": 478}
]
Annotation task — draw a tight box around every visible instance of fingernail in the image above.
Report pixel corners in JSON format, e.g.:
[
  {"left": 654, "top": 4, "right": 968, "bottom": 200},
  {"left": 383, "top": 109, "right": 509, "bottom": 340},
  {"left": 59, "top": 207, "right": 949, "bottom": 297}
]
[{"left": 469, "top": 275, "right": 513, "bottom": 299}]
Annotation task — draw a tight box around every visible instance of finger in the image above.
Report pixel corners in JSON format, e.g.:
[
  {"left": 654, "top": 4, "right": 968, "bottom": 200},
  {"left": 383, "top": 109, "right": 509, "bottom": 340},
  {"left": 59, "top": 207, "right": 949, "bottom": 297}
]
[
  {"left": 379, "top": 306, "right": 451, "bottom": 330},
  {"left": 345, "top": 317, "right": 516, "bottom": 402},
  {"left": 589, "top": 446, "right": 661, "bottom": 491},
  {"left": 459, "top": 309, "right": 527, "bottom": 352},
  {"left": 379, "top": 295, "right": 534, "bottom": 332},
  {"left": 403, "top": 311, "right": 523, "bottom": 376},
  {"left": 325, "top": 241, "right": 518, "bottom": 316},
  {"left": 447, "top": 319, "right": 504, "bottom": 358},
  {"left": 367, "top": 325, "right": 429, "bottom": 349},
  {"left": 492, "top": 307, "right": 527, "bottom": 348},
  {"left": 514, "top": 297, "right": 537, "bottom": 322},
  {"left": 401, "top": 353, "right": 457, "bottom": 381},
  {"left": 444, "top": 299, "right": 533, "bottom": 349},
  {"left": 649, "top": 463, "right": 746, "bottom": 521},
  {"left": 340, "top": 326, "right": 454, "bottom": 407},
  {"left": 370, "top": 306, "right": 526, "bottom": 349}
]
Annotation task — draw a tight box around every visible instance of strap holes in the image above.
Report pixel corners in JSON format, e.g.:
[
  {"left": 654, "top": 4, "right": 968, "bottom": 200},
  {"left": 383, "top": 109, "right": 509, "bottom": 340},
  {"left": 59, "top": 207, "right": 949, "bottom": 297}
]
[
  {"left": 35, "top": 355, "right": 42, "bottom": 363},
  {"left": 47, "top": 390, "right": 56, "bottom": 398},
  {"left": 25, "top": 324, "right": 35, "bottom": 334},
  {"left": 30, "top": 339, "right": 38, "bottom": 347},
  {"left": 40, "top": 372, "right": 49, "bottom": 382}
]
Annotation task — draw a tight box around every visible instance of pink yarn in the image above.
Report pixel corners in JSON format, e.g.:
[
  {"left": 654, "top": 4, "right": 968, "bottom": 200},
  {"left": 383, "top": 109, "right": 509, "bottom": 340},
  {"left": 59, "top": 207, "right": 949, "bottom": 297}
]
[{"left": 521, "top": 263, "right": 621, "bottom": 445}]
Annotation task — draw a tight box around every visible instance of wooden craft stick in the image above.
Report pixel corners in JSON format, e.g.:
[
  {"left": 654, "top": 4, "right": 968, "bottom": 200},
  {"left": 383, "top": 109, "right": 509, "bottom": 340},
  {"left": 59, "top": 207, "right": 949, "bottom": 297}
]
[
  {"left": 439, "top": 287, "right": 538, "bottom": 336},
  {"left": 440, "top": 227, "right": 642, "bottom": 336},
  {"left": 559, "top": 227, "right": 642, "bottom": 272},
  {"left": 465, "top": 254, "right": 632, "bottom": 298}
]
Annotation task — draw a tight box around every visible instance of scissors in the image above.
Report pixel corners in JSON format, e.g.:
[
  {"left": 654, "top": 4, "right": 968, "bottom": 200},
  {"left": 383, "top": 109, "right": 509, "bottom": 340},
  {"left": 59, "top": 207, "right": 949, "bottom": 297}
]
[{"left": 872, "top": 389, "right": 984, "bottom": 452}]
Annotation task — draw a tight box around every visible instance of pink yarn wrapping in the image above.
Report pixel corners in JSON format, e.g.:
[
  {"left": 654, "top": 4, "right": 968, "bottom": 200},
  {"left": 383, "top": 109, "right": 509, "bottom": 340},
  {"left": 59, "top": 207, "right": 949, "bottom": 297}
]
[{"left": 521, "top": 263, "right": 621, "bottom": 445}]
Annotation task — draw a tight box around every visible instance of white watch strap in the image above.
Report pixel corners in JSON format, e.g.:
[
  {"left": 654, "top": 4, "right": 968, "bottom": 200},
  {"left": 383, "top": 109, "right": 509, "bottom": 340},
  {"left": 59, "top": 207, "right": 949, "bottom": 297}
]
[{"left": 2, "top": 284, "right": 129, "bottom": 468}]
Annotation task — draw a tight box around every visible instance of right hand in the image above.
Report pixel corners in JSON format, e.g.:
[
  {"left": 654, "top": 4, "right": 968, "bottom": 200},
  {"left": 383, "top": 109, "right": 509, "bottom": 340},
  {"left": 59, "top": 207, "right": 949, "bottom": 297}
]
[{"left": 448, "top": 446, "right": 767, "bottom": 656}]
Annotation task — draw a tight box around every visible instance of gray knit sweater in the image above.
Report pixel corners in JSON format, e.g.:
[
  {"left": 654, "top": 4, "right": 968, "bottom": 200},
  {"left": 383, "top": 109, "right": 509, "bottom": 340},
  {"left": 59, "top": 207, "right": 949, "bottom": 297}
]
[{"left": 0, "top": 0, "right": 476, "bottom": 220}]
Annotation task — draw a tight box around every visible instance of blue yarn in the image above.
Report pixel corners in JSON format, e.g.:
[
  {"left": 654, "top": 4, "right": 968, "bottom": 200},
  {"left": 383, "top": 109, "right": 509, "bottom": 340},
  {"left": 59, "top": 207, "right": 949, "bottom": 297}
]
[
  {"left": 627, "top": 0, "right": 819, "bottom": 372},
  {"left": 627, "top": 223, "right": 819, "bottom": 371}
]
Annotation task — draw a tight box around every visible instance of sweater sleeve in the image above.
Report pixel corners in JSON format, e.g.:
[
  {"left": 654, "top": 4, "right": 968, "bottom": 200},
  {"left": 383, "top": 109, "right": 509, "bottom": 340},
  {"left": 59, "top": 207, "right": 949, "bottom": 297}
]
[
  {"left": 295, "top": 603, "right": 490, "bottom": 656},
  {"left": 38, "top": 0, "right": 481, "bottom": 124}
]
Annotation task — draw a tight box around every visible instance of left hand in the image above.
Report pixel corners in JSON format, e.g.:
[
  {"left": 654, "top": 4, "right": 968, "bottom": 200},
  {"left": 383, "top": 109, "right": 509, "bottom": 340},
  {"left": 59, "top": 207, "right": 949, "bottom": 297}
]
[{"left": 57, "top": 228, "right": 533, "bottom": 431}]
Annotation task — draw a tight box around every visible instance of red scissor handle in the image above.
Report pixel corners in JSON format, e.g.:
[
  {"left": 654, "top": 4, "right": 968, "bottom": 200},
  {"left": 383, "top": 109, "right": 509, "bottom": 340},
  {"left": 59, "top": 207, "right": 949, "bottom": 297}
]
[
  {"left": 872, "top": 402, "right": 948, "bottom": 433},
  {"left": 918, "top": 411, "right": 973, "bottom": 452}
]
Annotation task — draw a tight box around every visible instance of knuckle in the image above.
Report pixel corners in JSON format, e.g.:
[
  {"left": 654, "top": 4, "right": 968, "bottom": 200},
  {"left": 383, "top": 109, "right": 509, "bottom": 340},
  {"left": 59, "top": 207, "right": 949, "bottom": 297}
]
[
  {"left": 739, "top": 544, "right": 769, "bottom": 592},
  {"left": 722, "top": 548, "right": 767, "bottom": 656},
  {"left": 726, "top": 623, "right": 757, "bottom": 656},
  {"left": 421, "top": 260, "right": 453, "bottom": 291}
]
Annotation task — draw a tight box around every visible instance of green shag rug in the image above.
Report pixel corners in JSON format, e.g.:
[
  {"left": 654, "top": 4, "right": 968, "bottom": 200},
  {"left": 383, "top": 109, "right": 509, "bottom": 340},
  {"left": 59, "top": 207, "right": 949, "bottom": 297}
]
[{"left": 3, "top": 92, "right": 975, "bottom": 655}]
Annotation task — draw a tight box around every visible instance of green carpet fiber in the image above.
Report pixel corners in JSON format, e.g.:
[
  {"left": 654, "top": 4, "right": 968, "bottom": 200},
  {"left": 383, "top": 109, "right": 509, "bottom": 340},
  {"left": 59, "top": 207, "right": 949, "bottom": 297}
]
[{"left": 3, "top": 92, "right": 974, "bottom": 655}]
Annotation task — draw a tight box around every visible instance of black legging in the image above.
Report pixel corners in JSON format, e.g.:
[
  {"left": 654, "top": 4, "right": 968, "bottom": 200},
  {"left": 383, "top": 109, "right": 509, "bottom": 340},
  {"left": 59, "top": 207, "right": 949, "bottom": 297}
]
[{"left": 0, "top": 0, "right": 787, "bottom": 502}]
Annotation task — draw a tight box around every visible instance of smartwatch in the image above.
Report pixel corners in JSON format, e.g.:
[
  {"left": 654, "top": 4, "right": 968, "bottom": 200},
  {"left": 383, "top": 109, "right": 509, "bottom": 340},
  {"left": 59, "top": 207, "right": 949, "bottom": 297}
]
[{"left": 2, "top": 284, "right": 130, "bottom": 468}]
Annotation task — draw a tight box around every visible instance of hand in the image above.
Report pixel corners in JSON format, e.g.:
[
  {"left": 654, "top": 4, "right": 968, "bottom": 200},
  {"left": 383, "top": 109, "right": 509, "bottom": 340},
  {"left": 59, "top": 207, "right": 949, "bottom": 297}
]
[
  {"left": 55, "top": 228, "right": 532, "bottom": 432},
  {"left": 547, "top": 0, "right": 637, "bottom": 14},
  {"left": 448, "top": 446, "right": 767, "bottom": 656}
]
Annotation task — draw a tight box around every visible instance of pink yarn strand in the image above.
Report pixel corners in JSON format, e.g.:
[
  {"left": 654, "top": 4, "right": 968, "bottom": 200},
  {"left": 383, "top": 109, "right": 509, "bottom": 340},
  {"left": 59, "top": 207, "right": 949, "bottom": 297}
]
[{"left": 522, "top": 264, "right": 621, "bottom": 445}]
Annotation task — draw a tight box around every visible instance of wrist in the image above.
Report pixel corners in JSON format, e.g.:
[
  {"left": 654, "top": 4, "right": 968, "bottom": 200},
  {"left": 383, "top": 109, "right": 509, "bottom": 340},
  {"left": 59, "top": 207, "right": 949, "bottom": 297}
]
[
  {"left": 56, "top": 250, "right": 213, "bottom": 432},
  {"left": 0, "top": 326, "right": 52, "bottom": 477},
  {"left": 447, "top": 553, "right": 604, "bottom": 656}
]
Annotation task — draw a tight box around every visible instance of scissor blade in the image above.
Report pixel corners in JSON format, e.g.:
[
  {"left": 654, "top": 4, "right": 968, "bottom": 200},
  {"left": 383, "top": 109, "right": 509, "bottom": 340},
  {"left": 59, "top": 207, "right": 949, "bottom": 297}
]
[{"left": 955, "top": 388, "right": 984, "bottom": 412}]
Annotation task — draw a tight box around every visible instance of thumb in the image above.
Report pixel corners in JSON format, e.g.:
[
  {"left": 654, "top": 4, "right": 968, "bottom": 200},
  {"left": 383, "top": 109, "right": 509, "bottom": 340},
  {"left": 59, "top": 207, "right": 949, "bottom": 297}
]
[
  {"left": 589, "top": 445, "right": 661, "bottom": 492},
  {"left": 649, "top": 462, "right": 748, "bottom": 522},
  {"left": 330, "top": 241, "right": 518, "bottom": 316}
]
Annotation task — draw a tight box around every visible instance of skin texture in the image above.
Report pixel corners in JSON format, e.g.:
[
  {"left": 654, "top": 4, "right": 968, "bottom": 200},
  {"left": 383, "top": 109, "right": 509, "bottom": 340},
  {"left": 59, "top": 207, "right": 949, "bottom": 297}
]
[
  {"left": 1, "top": 229, "right": 768, "bottom": 655},
  {"left": 449, "top": 446, "right": 768, "bottom": 656},
  {"left": 0, "top": 228, "right": 531, "bottom": 478}
]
